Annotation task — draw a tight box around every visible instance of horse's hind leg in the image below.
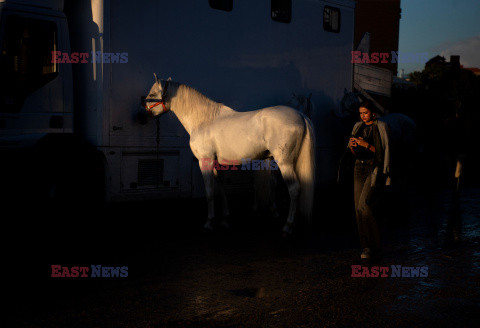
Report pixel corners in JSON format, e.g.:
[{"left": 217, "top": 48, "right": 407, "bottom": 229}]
[
  {"left": 200, "top": 168, "right": 215, "bottom": 230},
  {"left": 253, "top": 169, "right": 280, "bottom": 218},
  {"left": 276, "top": 162, "right": 299, "bottom": 234},
  {"left": 268, "top": 169, "right": 280, "bottom": 219}
]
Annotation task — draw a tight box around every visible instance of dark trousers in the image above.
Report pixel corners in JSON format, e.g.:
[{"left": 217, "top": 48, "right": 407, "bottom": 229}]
[{"left": 354, "top": 159, "right": 381, "bottom": 251}]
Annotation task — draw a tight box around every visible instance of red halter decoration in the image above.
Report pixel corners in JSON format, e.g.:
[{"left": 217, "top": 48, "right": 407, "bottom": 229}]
[
  {"left": 146, "top": 101, "right": 167, "bottom": 114},
  {"left": 145, "top": 80, "right": 170, "bottom": 117}
]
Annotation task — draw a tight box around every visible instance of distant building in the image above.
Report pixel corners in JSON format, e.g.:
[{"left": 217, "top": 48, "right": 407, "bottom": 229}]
[
  {"left": 425, "top": 55, "right": 480, "bottom": 75},
  {"left": 450, "top": 55, "right": 460, "bottom": 69},
  {"left": 425, "top": 55, "right": 447, "bottom": 68},
  {"left": 392, "top": 76, "right": 415, "bottom": 89},
  {"left": 463, "top": 67, "right": 480, "bottom": 76},
  {"left": 354, "top": 0, "right": 401, "bottom": 76}
]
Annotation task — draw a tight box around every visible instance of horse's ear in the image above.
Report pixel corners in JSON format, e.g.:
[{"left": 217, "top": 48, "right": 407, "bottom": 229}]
[
  {"left": 167, "top": 77, "right": 172, "bottom": 81},
  {"left": 154, "top": 73, "right": 159, "bottom": 83}
]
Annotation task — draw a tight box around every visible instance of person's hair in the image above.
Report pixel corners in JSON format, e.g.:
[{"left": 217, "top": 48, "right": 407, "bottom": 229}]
[{"left": 358, "top": 99, "right": 378, "bottom": 114}]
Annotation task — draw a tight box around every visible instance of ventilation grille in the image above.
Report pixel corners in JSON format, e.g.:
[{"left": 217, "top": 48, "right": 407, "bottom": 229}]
[{"left": 138, "top": 159, "right": 164, "bottom": 186}]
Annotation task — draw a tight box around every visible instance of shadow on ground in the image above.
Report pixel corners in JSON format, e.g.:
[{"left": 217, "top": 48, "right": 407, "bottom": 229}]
[{"left": 3, "top": 183, "right": 480, "bottom": 327}]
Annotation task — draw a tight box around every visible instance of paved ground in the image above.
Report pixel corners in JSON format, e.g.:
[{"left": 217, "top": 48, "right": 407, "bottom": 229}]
[{"left": 4, "top": 184, "right": 480, "bottom": 327}]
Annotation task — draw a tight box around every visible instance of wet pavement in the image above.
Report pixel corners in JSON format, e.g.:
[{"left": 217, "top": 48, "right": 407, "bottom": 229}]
[{"left": 4, "top": 184, "right": 480, "bottom": 327}]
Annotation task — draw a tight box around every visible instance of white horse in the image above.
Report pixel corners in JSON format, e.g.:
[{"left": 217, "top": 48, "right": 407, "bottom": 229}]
[{"left": 143, "top": 76, "right": 316, "bottom": 234}]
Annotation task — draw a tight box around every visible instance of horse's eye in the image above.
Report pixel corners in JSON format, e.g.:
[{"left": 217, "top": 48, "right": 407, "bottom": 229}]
[{"left": 148, "top": 94, "right": 155, "bottom": 97}]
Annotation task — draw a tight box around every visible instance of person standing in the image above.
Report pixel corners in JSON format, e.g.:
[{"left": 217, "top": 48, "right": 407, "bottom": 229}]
[{"left": 348, "top": 100, "right": 391, "bottom": 260}]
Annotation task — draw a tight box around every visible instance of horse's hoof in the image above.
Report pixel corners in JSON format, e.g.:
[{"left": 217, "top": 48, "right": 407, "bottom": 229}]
[
  {"left": 282, "top": 229, "right": 293, "bottom": 239},
  {"left": 220, "top": 220, "right": 231, "bottom": 229},
  {"left": 282, "top": 223, "right": 293, "bottom": 236},
  {"left": 203, "top": 221, "right": 214, "bottom": 231}
]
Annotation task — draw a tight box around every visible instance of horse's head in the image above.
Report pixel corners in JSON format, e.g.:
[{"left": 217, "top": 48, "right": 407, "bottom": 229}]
[
  {"left": 336, "top": 89, "right": 361, "bottom": 119},
  {"left": 142, "top": 74, "right": 171, "bottom": 117},
  {"left": 288, "top": 93, "right": 313, "bottom": 118}
]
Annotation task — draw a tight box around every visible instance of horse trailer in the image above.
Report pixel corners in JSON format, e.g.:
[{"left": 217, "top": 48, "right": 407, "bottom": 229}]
[{"left": 0, "top": 0, "right": 355, "bottom": 202}]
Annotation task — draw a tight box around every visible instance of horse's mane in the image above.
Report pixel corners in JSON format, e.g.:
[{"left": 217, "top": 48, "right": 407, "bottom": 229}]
[{"left": 170, "top": 81, "right": 225, "bottom": 126}]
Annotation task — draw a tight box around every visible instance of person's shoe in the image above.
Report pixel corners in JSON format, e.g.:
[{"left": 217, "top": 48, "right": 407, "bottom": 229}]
[{"left": 361, "top": 248, "right": 371, "bottom": 260}]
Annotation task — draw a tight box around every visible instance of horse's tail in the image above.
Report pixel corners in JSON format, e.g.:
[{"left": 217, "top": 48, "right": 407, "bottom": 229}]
[{"left": 295, "top": 116, "right": 316, "bottom": 224}]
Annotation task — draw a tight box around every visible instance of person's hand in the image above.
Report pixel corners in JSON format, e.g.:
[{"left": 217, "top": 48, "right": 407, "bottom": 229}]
[
  {"left": 356, "top": 137, "right": 369, "bottom": 148},
  {"left": 349, "top": 137, "right": 357, "bottom": 148}
]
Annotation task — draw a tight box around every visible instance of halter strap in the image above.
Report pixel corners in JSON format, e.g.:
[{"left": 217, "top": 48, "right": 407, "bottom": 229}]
[{"left": 145, "top": 80, "right": 170, "bottom": 116}]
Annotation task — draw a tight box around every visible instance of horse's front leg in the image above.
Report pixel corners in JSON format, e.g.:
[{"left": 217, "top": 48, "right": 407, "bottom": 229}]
[
  {"left": 277, "top": 163, "right": 299, "bottom": 235},
  {"left": 214, "top": 169, "right": 231, "bottom": 228},
  {"left": 200, "top": 168, "right": 215, "bottom": 230}
]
